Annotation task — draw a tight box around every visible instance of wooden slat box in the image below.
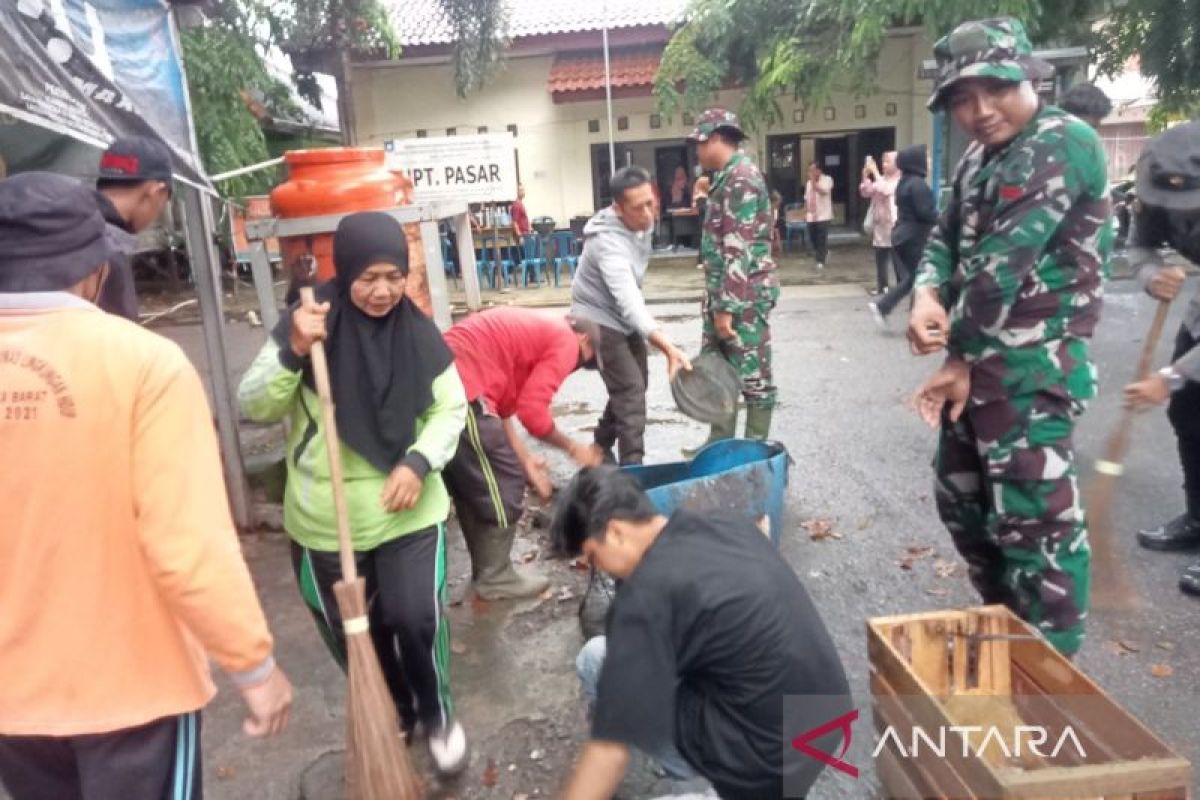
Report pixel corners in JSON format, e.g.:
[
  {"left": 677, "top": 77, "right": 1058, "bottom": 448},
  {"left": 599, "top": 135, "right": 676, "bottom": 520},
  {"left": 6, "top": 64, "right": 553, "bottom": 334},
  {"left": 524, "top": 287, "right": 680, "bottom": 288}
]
[{"left": 867, "top": 605, "right": 1191, "bottom": 799}]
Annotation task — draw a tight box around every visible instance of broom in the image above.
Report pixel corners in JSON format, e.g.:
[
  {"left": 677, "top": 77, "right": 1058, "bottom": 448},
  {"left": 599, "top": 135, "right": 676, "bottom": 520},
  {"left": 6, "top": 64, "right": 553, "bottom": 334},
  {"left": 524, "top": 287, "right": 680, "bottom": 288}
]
[
  {"left": 1085, "top": 298, "right": 1172, "bottom": 610},
  {"left": 300, "top": 288, "right": 423, "bottom": 799}
]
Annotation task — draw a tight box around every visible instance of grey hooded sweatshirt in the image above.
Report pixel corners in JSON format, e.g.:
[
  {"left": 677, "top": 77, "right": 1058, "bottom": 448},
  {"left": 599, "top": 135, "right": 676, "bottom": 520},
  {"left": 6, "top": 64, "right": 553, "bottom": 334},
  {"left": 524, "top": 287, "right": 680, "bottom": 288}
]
[{"left": 570, "top": 206, "right": 658, "bottom": 338}]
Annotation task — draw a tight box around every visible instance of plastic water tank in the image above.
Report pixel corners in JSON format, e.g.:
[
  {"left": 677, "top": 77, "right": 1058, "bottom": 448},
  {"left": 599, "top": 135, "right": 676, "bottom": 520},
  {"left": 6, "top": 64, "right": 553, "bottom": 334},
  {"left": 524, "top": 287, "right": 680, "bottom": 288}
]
[{"left": 269, "top": 147, "right": 433, "bottom": 317}]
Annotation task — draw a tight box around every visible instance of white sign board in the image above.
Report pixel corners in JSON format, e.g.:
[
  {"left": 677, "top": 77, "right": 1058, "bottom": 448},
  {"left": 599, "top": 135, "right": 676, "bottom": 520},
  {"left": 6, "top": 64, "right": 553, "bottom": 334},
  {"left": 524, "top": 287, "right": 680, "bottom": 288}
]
[{"left": 385, "top": 133, "right": 518, "bottom": 204}]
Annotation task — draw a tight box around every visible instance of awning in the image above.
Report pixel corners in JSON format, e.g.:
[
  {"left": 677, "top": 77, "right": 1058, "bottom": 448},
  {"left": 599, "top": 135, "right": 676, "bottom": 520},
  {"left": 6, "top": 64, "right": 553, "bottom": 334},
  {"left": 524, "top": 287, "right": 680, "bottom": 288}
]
[{"left": 547, "top": 46, "right": 662, "bottom": 102}]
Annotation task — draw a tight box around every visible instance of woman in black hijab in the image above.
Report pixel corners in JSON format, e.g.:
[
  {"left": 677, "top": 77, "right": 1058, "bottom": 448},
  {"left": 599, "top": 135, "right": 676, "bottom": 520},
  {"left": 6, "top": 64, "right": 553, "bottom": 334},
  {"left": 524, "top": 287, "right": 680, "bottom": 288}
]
[{"left": 239, "top": 211, "right": 470, "bottom": 774}]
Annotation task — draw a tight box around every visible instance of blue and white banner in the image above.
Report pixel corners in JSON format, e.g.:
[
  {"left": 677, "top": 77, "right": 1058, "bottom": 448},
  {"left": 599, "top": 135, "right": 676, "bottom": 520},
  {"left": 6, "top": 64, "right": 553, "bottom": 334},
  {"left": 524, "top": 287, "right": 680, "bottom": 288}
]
[{"left": 0, "top": 0, "right": 207, "bottom": 185}]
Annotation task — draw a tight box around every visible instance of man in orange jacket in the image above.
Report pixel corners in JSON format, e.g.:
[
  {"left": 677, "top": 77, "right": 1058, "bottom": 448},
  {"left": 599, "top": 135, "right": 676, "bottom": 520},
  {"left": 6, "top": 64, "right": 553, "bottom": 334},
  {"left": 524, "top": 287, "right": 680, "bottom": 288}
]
[{"left": 0, "top": 172, "right": 292, "bottom": 799}]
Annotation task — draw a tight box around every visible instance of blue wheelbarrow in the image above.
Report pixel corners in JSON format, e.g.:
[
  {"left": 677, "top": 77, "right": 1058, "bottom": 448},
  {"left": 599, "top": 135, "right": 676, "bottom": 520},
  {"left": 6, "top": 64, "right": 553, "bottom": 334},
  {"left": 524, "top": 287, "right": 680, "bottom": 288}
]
[{"left": 620, "top": 439, "right": 791, "bottom": 547}]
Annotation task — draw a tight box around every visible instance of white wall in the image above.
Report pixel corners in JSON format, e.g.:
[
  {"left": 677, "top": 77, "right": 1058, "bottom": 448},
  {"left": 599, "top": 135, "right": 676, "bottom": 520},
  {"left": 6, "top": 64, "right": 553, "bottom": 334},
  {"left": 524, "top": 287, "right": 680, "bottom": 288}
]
[{"left": 353, "top": 32, "right": 937, "bottom": 224}]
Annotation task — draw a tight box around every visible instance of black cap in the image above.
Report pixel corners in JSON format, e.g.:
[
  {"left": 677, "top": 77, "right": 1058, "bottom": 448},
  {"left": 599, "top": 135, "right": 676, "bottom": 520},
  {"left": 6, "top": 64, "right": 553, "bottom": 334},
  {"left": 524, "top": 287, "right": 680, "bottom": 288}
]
[
  {"left": 1136, "top": 121, "right": 1200, "bottom": 212},
  {"left": 0, "top": 172, "right": 116, "bottom": 292},
  {"left": 98, "top": 136, "right": 174, "bottom": 186}
]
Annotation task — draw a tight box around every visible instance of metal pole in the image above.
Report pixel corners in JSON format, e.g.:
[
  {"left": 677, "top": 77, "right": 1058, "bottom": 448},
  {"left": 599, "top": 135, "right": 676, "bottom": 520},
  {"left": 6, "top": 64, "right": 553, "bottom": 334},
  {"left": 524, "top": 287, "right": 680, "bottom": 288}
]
[
  {"left": 454, "top": 211, "right": 482, "bottom": 311},
  {"left": 932, "top": 110, "right": 944, "bottom": 210},
  {"left": 247, "top": 240, "right": 279, "bottom": 330},
  {"left": 181, "top": 186, "right": 251, "bottom": 529},
  {"left": 602, "top": 1, "right": 616, "bottom": 177},
  {"left": 210, "top": 157, "right": 285, "bottom": 183},
  {"left": 491, "top": 203, "right": 502, "bottom": 287},
  {"left": 419, "top": 220, "right": 452, "bottom": 329}
]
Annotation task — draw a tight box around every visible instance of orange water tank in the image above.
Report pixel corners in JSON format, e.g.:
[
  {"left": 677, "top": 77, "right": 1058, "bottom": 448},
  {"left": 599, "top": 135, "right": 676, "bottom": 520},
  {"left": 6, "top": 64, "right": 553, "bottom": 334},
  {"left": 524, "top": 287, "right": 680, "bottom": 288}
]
[{"left": 269, "top": 147, "right": 432, "bottom": 316}]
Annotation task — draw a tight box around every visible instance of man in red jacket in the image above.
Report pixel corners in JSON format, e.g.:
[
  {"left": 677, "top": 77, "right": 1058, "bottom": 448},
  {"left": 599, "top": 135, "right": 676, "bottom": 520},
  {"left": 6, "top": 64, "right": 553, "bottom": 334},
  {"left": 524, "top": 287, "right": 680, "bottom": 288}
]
[{"left": 443, "top": 307, "right": 604, "bottom": 599}]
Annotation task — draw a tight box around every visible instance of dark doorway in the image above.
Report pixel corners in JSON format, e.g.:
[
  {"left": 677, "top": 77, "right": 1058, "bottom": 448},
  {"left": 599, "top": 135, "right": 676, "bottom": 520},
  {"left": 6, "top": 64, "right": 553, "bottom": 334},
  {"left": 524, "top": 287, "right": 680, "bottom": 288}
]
[
  {"left": 655, "top": 145, "right": 691, "bottom": 211},
  {"left": 768, "top": 126, "right": 896, "bottom": 227},
  {"left": 768, "top": 136, "right": 801, "bottom": 206},
  {"left": 591, "top": 140, "right": 695, "bottom": 214},
  {"left": 814, "top": 136, "right": 850, "bottom": 216}
]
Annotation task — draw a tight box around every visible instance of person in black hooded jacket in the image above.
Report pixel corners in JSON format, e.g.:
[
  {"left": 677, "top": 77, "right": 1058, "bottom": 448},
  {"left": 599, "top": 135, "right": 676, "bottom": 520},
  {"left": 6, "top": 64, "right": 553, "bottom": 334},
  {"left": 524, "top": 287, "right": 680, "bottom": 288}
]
[{"left": 870, "top": 144, "right": 938, "bottom": 325}]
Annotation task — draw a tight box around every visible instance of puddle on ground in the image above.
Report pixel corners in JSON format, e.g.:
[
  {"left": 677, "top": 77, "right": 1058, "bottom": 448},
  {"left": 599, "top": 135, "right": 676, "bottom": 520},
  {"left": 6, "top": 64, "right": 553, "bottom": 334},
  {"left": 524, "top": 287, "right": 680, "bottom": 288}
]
[{"left": 551, "top": 401, "right": 595, "bottom": 416}]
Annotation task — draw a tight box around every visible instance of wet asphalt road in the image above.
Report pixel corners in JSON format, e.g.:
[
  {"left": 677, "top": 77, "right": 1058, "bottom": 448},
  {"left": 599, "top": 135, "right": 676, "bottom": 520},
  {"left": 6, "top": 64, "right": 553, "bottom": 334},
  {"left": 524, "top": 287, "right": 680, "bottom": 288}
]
[
  {"left": 8, "top": 277, "right": 1190, "bottom": 800},
  {"left": 544, "top": 277, "right": 1200, "bottom": 797}
]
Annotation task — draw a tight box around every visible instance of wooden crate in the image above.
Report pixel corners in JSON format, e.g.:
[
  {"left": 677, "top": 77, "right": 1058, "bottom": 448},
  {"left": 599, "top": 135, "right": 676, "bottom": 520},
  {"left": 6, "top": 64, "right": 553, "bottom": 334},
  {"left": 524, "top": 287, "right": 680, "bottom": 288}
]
[{"left": 867, "top": 605, "right": 1191, "bottom": 799}]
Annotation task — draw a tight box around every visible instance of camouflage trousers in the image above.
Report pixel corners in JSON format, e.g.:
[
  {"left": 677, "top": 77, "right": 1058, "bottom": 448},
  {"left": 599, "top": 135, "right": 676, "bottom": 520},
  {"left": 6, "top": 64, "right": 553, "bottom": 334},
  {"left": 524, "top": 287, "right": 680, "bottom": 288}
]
[
  {"left": 934, "top": 390, "right": 1090, "bottom": 656},
  {"left": 701, "top": 301, "right": 776, "bottom": 409}
]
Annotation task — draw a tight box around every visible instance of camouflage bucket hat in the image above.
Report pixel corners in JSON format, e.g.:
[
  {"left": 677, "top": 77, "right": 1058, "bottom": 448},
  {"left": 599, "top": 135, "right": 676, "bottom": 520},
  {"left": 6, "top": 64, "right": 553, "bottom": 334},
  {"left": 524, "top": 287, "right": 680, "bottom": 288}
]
[
  {"left": 688, "top": 108, "right": 744, "bottom": 142},
  {"left": 927, "top": 17, "right": 1053, "bottom": 111}
]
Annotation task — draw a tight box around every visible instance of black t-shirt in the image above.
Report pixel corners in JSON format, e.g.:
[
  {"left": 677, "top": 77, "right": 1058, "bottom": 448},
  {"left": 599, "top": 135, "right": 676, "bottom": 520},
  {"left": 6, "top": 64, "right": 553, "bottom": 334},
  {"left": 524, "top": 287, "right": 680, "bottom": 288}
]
[
  {"left": 591, "top": 511, "right": 851, "bottom": 799},
  {"left": 92, "top": 191, "right": 139, "bottom": 322}
]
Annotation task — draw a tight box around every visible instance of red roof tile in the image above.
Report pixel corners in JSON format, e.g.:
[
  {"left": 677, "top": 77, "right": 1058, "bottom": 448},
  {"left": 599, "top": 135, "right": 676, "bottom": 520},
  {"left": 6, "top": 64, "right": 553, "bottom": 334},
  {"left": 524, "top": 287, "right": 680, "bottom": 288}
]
[{"left": 547, "top": 46, "right": 662, "bottom": 93}]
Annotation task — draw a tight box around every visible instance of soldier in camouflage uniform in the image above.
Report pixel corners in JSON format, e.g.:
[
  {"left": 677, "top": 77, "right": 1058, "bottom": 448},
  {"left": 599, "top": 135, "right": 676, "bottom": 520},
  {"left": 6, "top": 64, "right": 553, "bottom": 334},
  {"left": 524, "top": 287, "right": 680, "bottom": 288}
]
[
  {"left": 687, "top": 109, "right": 781, "bottom": 446},
  {"left": 908, "top": 18, "right": 1112, "bottom": 657}
]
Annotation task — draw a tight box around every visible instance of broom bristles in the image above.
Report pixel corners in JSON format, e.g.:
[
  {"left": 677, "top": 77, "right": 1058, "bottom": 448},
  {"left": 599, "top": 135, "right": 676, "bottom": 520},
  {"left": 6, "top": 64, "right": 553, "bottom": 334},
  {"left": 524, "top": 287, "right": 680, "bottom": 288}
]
[{"left": 334, "top": 578, "right": 423, "bottom": 800}]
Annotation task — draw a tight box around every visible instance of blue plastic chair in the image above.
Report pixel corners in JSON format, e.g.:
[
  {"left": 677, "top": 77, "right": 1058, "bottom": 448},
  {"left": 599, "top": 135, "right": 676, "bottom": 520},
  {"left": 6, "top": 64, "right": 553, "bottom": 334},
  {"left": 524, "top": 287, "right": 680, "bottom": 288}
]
[
  {"left": 783, "top": 202, "right": 808, "bottom": 253},
  {"left": 481, "top": 235, "right": 516, "bottom": 288},
  {"left": 518, "top": 234, "right": 547, "bottom": 287},
  {"left": 549, "top": 230, "right": 580, "bottom": 287},
  {"left": 475, "top": 246, "right": 497, "bottom": 289},
  {"left": 440, "top": 237, "right": 458, "bottom": 286}
]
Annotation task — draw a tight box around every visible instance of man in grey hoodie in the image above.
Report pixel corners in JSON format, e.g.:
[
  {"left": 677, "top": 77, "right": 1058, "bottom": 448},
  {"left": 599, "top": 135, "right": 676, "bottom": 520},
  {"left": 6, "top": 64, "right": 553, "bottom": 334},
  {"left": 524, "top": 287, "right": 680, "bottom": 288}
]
[{"left": 572, "top": 166, "right": 691, "bottom": 465}]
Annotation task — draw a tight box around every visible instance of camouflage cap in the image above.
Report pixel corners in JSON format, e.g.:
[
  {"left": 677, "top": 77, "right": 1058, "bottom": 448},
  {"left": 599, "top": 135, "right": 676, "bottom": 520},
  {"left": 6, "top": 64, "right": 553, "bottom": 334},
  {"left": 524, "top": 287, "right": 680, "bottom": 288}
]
[
  {"left": 927, "top": 17, "right": 1053, "bottom": 111},
  {"left": 688, "top": 108, "right": 744, "bottom": 142}
]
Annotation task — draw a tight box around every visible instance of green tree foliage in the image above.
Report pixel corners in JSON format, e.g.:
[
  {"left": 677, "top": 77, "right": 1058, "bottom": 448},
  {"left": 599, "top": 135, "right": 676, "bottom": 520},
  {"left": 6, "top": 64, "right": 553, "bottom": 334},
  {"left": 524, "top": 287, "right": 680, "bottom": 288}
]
[
  {"left": 180, "top": 19, "right": 294, "bottom": 198},
  {"left": 181, "top": 0, "right": 399, "bottom": 195},
  {"left": 652, "top": 0, "right": 1167, "bottom": 128},
  {"left": 1095, "top": 0, "right": 1200, "bottom": 127},
  {"left": 182, "top": 0, "right": 508, "bottom": 195},
  {"left": 439, "top": 0, "right": 510, "bottom": 96}
]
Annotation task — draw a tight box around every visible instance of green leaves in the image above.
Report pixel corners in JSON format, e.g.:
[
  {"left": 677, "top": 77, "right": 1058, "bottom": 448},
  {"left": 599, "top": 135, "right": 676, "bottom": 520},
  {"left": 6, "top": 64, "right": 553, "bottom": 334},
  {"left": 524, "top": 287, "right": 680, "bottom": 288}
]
[
  {"left": 181, "top": 25, "right": 286, "bottom": 198},
  {"left": 654, "top": 0, "right": 1100, "bottom": 128},
  {"left": 1096, "top": 0, "right": 1200, "bottom": 128},
  {"left": 657, "top": 0, "right": 1198, "bottom": 130},
  {"left": 181, "top": 0, "right": 405, "bottom": 196},
  {"left": 439, "top": 0, "right": 510, "bottom": 97}
]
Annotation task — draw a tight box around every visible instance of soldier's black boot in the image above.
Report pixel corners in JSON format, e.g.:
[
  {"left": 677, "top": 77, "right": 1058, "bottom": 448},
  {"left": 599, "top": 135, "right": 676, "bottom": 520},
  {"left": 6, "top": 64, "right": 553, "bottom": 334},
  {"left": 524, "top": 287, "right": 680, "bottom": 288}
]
[
  {"left": 1179, "top": 560, "right": 1200, "bottom": 597},
  {"left": 1136, "top": 514, "right": 1200, "bottom": 551}
]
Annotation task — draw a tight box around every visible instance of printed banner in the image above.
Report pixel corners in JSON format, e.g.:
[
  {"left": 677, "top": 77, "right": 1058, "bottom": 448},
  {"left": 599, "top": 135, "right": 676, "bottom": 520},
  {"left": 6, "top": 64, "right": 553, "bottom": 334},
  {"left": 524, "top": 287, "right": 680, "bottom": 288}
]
[{"left": 0, "top": 0, "right": 206, "bottom": 185}]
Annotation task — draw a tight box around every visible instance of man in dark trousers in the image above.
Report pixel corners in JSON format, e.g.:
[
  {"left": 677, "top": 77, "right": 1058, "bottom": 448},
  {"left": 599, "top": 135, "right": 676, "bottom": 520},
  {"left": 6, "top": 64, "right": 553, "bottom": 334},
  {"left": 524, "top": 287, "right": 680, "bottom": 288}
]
[
  {"left": 553, "top": 467, "right": 851, "bottom": 799},
  {"left": 572, "top": 166, "right": 691, "bottom": 465},
  {"left": 909, "top": 17, "right": 1111, "bottom": 657},
  {"left": 93, "top": 136, "right": 174, "bottom": 320},
  {"left": 689, "top": 109, "right": 780, "bottom": 447},
  {"left": 443, "top": 307, "right": 606, "bottom": 599},
  {"left": 1121, "top": 121, "right": 1200, "bottom": 597},
  {"left": 869, "top": 144, "right": 938, "bottom": 327}
]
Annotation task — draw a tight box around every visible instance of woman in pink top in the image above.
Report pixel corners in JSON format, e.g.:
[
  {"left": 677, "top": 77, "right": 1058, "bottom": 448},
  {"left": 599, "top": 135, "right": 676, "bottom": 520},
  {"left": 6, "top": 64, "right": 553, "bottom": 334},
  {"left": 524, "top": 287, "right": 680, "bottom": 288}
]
[
  {"left": 804, "top": 162, "right": 834, "bottom": 269},
  {"left": 859, "top": 151, "right": 899, "bottom": 295}
]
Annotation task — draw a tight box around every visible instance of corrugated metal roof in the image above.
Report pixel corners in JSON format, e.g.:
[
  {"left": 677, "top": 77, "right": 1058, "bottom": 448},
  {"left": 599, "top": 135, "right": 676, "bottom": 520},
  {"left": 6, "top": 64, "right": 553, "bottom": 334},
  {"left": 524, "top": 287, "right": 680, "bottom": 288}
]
[
  {"left": 387, "top": 0, "right": 686, "bottom": 46},
  {"left": 547, "top": 46, "right": 661, "bottom": 93}
]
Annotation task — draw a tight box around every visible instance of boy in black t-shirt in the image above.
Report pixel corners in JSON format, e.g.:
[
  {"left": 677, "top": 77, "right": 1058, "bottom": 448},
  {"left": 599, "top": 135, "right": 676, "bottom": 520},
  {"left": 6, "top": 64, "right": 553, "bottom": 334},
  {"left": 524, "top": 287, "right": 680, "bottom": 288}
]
[{"left": 551, "top": 467, "right": 851, "bottom": 799}]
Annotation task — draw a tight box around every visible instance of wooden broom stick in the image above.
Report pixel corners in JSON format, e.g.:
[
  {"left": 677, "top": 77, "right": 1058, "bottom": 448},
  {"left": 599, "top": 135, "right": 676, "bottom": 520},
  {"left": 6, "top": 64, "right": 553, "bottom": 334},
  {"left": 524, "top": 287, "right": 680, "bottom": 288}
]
[
  {"left": 300, "top": 288, "right": 422, "bottom": 799},
  {"left": 1086, "top": 299, "right": 1172, "bottom": 610}
]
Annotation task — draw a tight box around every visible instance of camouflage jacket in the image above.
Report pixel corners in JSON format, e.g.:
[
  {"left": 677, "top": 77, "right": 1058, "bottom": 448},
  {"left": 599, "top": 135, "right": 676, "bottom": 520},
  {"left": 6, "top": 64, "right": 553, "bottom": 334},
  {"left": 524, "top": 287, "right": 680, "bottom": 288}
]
[
  {"left": 915, "top": 105, "right": 1112, "bottom": 402},
  {"left": 700, "top": 152, "right": 779, "bottom": 314}
]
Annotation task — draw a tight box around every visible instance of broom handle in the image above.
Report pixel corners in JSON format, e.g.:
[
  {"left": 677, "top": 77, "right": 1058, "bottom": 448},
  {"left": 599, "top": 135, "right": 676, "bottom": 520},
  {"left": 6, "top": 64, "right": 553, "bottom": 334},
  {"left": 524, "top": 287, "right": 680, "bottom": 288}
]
[
  {"left": 299, "top": 287, "right": 359, "bottom": 584},
  {"left": 1100, "top": 299, "right": 1172, "bottom": 468}
]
